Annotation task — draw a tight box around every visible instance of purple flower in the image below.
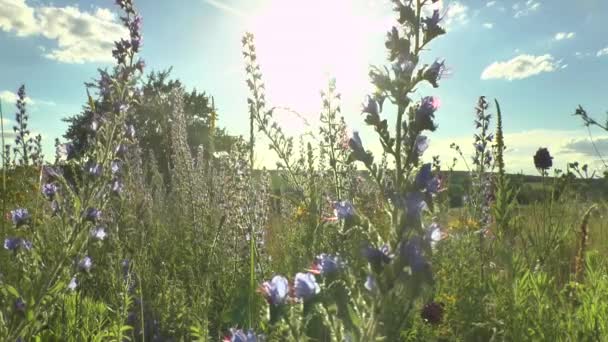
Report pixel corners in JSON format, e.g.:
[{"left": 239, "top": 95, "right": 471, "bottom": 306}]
[
  {"left": 364, "top": 275, "right": 376, "bottom": 291},
  {"left": 415, "top": 135, "right": 429, "bottom": 155},
  {"left": 259, "top": 275, "right": 289, "bottom": 306},
  {"left": 333, "top": 201, "right": 355, "bottom": 220},
  {"left": 424, "top": 60, "right": 447, "bottom": 87},
  {"left": 534, "top": 147, "right": 553, "bottom": 171},
  {"left": 14, "top": 298, "right": 26, "bottom": 313},
  {"left": 392, "top": 56, "right": 415, "bottom": 78},
  {"left": 363, "top": 244, "right": 393, "bottom": 270},
  {"left": 415, "top": 164, "right": 433, "bottom": 190},
  {"left": 78, "top": 256, "right": 93, "bottom": 273},
  {"left": 348, "top": 132, "right": 373, "bottom": 165},
  {"left": 125, "top": 124, "right": 136, "bottom": 140},
  {"left": 111, "top": 160, "right": 122, "bottom": 175},
  {"left": 362, "top": 95, "right": 383, "bottom": 117},
  {"left": 415, "top": 97, "right": 440, "bottom": 132},
  {"left": 86, "top": 162, "right": 102, "bottom": 177},
  {"left": 68, "top": 277, "right": 78, "bottom": 291},
  {"left": 4, "top": 238, "right": 32, "bottom": 251},
  {"left": 225, "top": 328, "right": 258, "bottom": 342},
  {"left": 111, "top": 178, "right": 124, "bottom": 195},
  {"left": 310, "top": 254, "right": 343, "bottom": 275},
  {"left": 10, "top": 208, "right": 30, "bottom": 227},
  {"left": 91, "top": 226, "right": 107, "bottom": 241},
  {"left": 84, "top": 208, "right": 101, "bottom": 223},
  {"left": 115, "top": 144, "right": 127, "bottom": 158},
  {"left": 42, "top": 183, "right": 58, "bottom": 200},
  {"left": 405, "top": 192, "right": 428, "bottom": 221},
  {"left": 294, "top": 272, "right": 320, "bottom": 300},
  {"left": 401, "top": 236, "right": 429, "bottom": 274}
]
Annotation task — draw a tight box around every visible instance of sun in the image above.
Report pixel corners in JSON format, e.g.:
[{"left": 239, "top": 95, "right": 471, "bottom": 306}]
[{"left": 247, "top": 0, "right": 384, "bottom": 135}]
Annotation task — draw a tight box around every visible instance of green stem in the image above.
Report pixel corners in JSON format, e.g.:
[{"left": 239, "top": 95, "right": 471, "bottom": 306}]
[{"left": 1, "top": 100, "right": 6, "bottom": 238}]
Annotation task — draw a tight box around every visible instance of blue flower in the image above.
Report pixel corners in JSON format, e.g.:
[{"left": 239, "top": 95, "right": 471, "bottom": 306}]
[
  {"left": 310, "top": 254, "right": 343, "bottom": 275},
  {"left": 405, "top": 192, "right": 428, "bottom": 222},
  {"left": 225, "top": 328, "right": 258, "bottom": 342},
  {"left": 294, "top": 272, "right": 320, "bottom": 300},
  {"left": 91, "top": 226, "right": 107, "bottom": 241},
  {"left": 68, "top": 277, "right": 78, "bottom": 291},
  {"left": 333, "top": 201, "right": 355, "bottom": 220},
  {"left": 84, "top": 208, "right": 102, "bottom": 223},
  {"left": 415, "top": 164, "right": 433, "bottom": 190},
  {"left": 259, "top": 275, "right": 289, "bottom": 306},
  {"left": 348, "top": 132, "right": 373, "bottom": 165},
  {"left": 363, "top": 244, "right": 393, "bottom": 270},
  {"left": 78, "top": 256, "right": 93, "bottom": 273},
  {"left": 10, "top": 208, "right": 30, "bottom": 227},
  {"left": 42, "top": 183, "right": 58, "bottom": 200},
  {"left": 14, "top": 298, "right": 26, "bottom": 313},
  {"left": 362, "top": 95, "right": 384, "bottom": 117},
  {"left": 424, "top": 60, "right": 447, "bottom": 87},
  {"left": 415, "top": 97, "right": 440, "bottom": 132},
  {"left": 364, "top": 275, "right": 376, "bottom": 291},
  {"left": 86, "top": 162, "right": 102, "bottom": 177},
  {"left": 4, "top": 238, "right": 32, "bottom": 251},
  {"left": 401, "top": 236, "right": 429, "bottom": 274},
  {"left": 125, "top": 124, "right": 136, "bottom": 140},
  {"left": 111, "top": 179, "right": 124, "bottom": 195},
  {"left": 111, "top": 159, "right": 122, "bottom": 175},
  {"left": 415, "top": 135, "right": 429, "bottom": 156},
  {"left": 115, "top": 144, "right": 127, "bottom": 158}
]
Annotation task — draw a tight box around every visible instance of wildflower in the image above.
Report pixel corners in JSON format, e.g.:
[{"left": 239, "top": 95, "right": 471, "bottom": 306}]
[
  {"left": 125, "top": 124, "right": 136, "bottom": 140},
  {"left": 424, "top": 60, "right": 447, "bottom": 88},
  {"left": 86, "top": 162, "right": 102, "bottom": 177},
  {"left": 392, "top": 55, "right": 415, "bottom": 78},
  {"left": 364, "top": 275, "right": 376, "bottom": 291},
  {"left": 415, "top": 96, "right": 440, "bottom": 131},
  {"left": 363, "top": 244, "right": 393, "bottom": 270},
  {"left": 9, "top": 208, "right": 30, "bottom": 227},
  {"left": 78, "top": 256, "right": 93, "bottom": 273},
  {"left": 294, "top": 272, "right": 320, "bottom": 300},
  {"left": 42, "top": 183, "right": 58, "bottom": 200},
  {"left": 111, "top": 178, "right": 124, "bottom": 195},
  {"left": 310, "top": 254, "right": 343, "bottom": 275},
  {"left": 348, "top": 132, "right": 373, "bottom": 166},
  {"left": 84, "top": 208, "right": 102, "bottom": 223},
  {"left": 115, "top": 143, "right": 127, "bottom": 158},
  {"left": 425, "top": 222, "right": 444, "bottom": 249},
  {"left": 415, "top": 164, "right": 433, "bottom": 190},
  {"left": 224, "top": 328, "right": 258, "bottom": 342},
  {"left": 68, "top": 277, "right": 78, "bottom": 291},
  {"left": 533, "top": 147, "right": 553, "bottom": 171},
  {"left": 259, "top": 275, "right": 289, "bottom": 306},
  {"left": 401, "top": 236, "right": 429, "bottom": 274},
  {"left": 111, "top": 159, "right": 122, "bottom": 175},
  {"left": 56, "top": 142, "right": 76, "bottom": 161},
  {"left": 14, "top": 298, "right": 26, "bottom": 313},
  {"left": 405, "top": 192, "right": 428, "bottom": 222},
  {"left": 333, "top": 201, "right": 355, "bottom": 220},
  {"left": 415, "top": 135, "right": 429, "bottom": 155},
  {"left": 362, "top": 95, "right": 383, "bottom": 117},
  {"left": 91, "top": 226, "right": 107, "bottom": 241},
  {"left": 421, "top": 301, "right": 444, "bottom": 324},
  {"left": 4, "top": 238, "right": 32, "bottom": 252}
]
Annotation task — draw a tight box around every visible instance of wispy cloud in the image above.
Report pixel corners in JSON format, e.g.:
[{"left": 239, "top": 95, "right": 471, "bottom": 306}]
[
  {"left": 483, "top": 22, "right": 494, "bottom": 29},
  {"left": 513, "top": 0, "right": 541, "bottom": 18},
  {"left": 597, "top": 47, "right": 608, "bottom": 57},
  {"left": 0, "top": 90, "right": 34, "bottom": 105},
  {"left": 204, "top": 0, "right": 245, "bottom": 17},
  {"left": 444, "top": 1, "right": 469, "bottom": 28},
  {"left": 486, "top": 1, "right": 496, "bottom": 7},
  {"left": 554, "top": 32, "right": 575, "bottom": 41},
  {"left": 481, "top": 54, "right": 562, "bottom": 81}
]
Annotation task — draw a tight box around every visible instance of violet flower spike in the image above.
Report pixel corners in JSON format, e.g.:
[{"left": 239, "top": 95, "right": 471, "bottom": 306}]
[
  {"left": 259, "top": 275, "right": 289, "bottom": 306},
  {"left": 294, "top": 272, "right": 320, "bottom": 300}
]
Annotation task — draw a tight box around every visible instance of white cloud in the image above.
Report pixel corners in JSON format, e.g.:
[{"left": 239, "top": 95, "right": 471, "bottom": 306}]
[
  {"left": 0, "top": 0, "right": 128, "bottom": 63},
  {"left": 483, "top": 22, "right": 494, "bottom": 29},
  {"left": 597, "top": 47, "right": 608, "bottom": 57},
  {"left": 481, "top": 54, "right": 562, "bottom": 81},
  {"left": 513, "top": 0, "right": 541, "bottom": 18},
  {"left": 204, "top": 0, "right": 245, "bottom": 18},
  {"left": 554, "top": 32, "right": 575, "bottom": 41},
  {"left": 0, "top": 90, "right": 34, "bottom": 105},
  {"left": 486, "top": 1, "right": 497, "bottom": 7},
  {"left": 444, "top": 1, "right": 469, "bottom": 28}
]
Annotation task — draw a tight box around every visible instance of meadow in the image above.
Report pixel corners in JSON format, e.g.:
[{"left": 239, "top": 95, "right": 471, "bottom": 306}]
[{"left": 1, "top": 0, "right": 607, "bottom": 341}]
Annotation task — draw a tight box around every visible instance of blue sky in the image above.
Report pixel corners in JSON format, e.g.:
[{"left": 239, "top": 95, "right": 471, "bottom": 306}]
[{"left": 0, "top": 0, "right": 607, "bottom": 174}]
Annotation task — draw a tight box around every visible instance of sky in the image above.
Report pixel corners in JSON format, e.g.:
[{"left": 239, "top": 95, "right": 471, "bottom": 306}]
[{"left": 0, "top": 0, "right": 607, "bottom": 175}]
